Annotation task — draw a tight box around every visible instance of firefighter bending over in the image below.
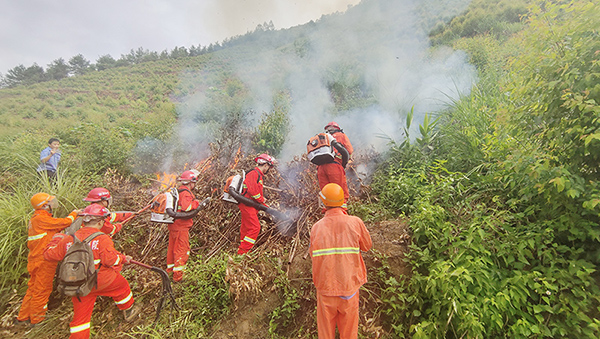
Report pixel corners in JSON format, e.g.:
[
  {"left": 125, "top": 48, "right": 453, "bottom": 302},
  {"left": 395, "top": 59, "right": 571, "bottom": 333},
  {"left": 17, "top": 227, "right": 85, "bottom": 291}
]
[
  {"left": 318, "top": 122, "right": 353, "bottom": 209},
  {"left": 310, "top": 183, "right": 372, "bottom": 339},
  {"left": 237, "top": 153, "right": 276, "bottom": 254},
  {"left": 82, "top": 187, "right": 134, "bottom": 237},
  {"left": 44, "top": 204, "right": 139, "bottom": 338},
  {"left": 166, "top": 170, "right": 202, "bottom": 282}
]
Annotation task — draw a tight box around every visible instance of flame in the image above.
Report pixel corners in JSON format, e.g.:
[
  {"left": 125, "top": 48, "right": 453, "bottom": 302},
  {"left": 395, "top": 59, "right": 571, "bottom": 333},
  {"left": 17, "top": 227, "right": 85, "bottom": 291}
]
[
  {"left": 230, "top": 146, "right": 242, "bottom": 169},
  {"left": 156, "top": 172, "right": 177, "bottom": 190}
]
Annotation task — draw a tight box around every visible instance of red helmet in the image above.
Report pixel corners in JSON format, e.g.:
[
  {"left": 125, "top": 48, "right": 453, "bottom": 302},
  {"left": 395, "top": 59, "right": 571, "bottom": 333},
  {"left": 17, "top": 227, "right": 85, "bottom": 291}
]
[
  {"left": 178, "top": 170, "right": 198, "bottom": 183},
  {"left": 83, "top": 188, "right": 111, "bottom": 202},
  {"left": 254, "top": 153, "right": 275, "bottom": 166},
  {"left": 80, "top": 204, "right": 110, "bottom": 217},
  {"left": 324, "top": 121, "right": 341, "bottom": 131}
]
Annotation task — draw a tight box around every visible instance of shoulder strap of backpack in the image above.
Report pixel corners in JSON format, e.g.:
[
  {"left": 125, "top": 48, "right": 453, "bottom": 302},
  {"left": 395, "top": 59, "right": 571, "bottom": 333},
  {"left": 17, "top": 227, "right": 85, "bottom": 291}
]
[
  {"left": 177, "top": 188, "right": 192, "bottom": 195},
  {"left": 83, "top": 232, "right": 104, "bottom": 244}
]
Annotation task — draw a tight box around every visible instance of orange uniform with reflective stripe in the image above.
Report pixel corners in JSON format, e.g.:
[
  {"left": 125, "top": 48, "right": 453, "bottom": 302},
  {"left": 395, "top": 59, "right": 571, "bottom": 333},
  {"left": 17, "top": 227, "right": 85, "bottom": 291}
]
[
  {"left": 17, "top": 209, "right": 76, "bottom": 324},
  {"left": 44, "top": 227, "right": 133, "bottom": 339},
  {"left": 310, "top": 208, "right": 371, "bottom": 339},
  {"left": 99, "top": 205, "right": 134, "bottom": 237},
  {"left": 238, "top": 168, "right": 266, "bottom": 254},
  {"left": 167, "top": 185, "right": 199, "bottom": 281}
]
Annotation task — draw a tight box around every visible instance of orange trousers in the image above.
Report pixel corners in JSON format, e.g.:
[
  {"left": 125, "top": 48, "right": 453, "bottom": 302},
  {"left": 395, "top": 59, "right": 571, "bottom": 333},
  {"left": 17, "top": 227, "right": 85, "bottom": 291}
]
[
  {"left": 17, "top": 261, "right": 58, "bottom": 324},
  {"left": 167, "top": 229, "right": 190, "bottom": 281},
  {"left": 316, "top": 290, "right": 359, "bottom": 339},
  {"left": 237, "top": 204, "right": 261, "bottom": 254},
  {"left": 69, "top": 274, "right": 134, "bottom": 339},
  {"left": 317, "top": 163, "right": 349, "bottom": 206}
]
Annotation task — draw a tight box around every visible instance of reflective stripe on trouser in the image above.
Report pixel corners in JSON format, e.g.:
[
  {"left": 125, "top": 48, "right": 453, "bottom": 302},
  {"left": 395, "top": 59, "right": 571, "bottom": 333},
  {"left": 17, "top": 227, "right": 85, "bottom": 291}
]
[
  {"left": 17, "top": 260, "right": 58, "bottom": 324},
  {"left": 237, "top": 204, "right": 261, "bottom": 255},
  {"left": 316, "top": 290, "right": 359, "bottom": 339},
  {"left": 167, "top": 229, "right": 190, "bottom": 281},
  {"left": 69, "top": 274, "right": 133, "bottom": 339},
  {"left": 317, "top": 163, "right": 349, "bottom": 206}
]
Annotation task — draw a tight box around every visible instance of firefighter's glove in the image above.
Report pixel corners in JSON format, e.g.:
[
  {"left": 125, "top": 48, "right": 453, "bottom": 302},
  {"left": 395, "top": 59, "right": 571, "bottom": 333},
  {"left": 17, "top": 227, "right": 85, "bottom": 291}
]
[{"left": 124, "top": 255, "right": 133, "bottom": 265}]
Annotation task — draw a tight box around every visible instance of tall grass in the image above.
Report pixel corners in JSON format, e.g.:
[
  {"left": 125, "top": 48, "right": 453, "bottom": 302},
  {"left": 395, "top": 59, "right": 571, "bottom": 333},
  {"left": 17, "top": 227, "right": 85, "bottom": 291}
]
[{"left": 0, "top": 137, "right": 94, "bottom": 312}]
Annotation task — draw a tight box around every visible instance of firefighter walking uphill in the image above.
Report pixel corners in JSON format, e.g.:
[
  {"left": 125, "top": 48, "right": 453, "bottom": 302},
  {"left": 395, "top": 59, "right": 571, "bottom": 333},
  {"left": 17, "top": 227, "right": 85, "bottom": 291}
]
[
  {"left": 318, "top": 122, "right": 353, "bottom": 209},
  {"left": 17, "top": 193, "right": 79, "bottom": 326},
  {"left": 166, "top": 170, "right": 202, "bottom": 282},
  {"left": 44, "top": 204, "right": 139, "bottom": 338},
  {"left": 237, "top": 153, "right": 276, "bottom": 254}
]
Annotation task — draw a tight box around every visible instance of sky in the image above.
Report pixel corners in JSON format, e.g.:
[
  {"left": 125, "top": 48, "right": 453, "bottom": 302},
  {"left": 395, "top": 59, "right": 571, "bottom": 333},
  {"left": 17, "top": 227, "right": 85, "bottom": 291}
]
[{"left": 0, "top": 0, "right": 360, "bottom": 74}]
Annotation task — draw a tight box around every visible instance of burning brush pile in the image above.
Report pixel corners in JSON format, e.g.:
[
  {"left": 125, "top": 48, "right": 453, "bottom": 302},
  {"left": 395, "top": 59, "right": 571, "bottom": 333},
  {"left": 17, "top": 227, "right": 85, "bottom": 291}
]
[{"left": 100, "top": 149, "right": 375, "bottom": 311}]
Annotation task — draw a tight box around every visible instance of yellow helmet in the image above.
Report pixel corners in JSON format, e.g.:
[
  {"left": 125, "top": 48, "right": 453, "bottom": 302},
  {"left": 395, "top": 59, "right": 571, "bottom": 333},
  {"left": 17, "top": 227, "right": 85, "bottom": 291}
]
[
  {"left": 30, "top": 192, "right": 55, "bottom": 210},
  {"left": 319, "top": 183, "right": 344, "bottom": 207}
]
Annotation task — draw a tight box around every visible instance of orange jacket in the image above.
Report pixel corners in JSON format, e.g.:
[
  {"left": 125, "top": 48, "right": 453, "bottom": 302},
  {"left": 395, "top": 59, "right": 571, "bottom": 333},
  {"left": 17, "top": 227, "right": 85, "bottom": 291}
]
[
  {"left": 26, "top": 209, "right": 77, "bottom": 268},
  {"left": 100, "top": 209, "right": 134, "bottom": 236},
  {"left": 330, "top": 131, "right": 353, "bottom": 166},
  {"left": 44, "top": 226, "right": 127, "bottom": 289},
  {"left": 242, "top": 167, "right": 266, "bottom": 205},
  {"left": 310, "top": 208, "right": 371, "bottom": 296}
]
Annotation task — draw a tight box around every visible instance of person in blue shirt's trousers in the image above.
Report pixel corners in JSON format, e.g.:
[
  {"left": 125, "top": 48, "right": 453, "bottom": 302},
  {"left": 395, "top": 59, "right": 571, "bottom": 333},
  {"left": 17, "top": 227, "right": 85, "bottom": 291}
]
[{"left": 37, "top": 138, "right": 61, "bottom": 182}]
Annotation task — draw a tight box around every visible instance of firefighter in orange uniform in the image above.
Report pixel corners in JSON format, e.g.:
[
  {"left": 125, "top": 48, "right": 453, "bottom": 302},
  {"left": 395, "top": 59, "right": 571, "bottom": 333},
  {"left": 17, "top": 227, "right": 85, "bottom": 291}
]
[
  {"left": 166, "top": 170, "right": 201, "bottom": 282},
  {"left": 16, "top": 193, "right": 78, "bottom": 325},
  {"left": 317, "top": 122, "right": 353, "bottom": 209},
  {"left": 44, "top": 204, "right": 139, "bottom": 339},
  {"left": 310, "top": 183, "right": 372, "bottom": 339},
  {"left": 83, "top": 187, "right": 134, "bottom": 237},
  {"left": 237, "top": 154, "right": 275, "bottom": 254}
]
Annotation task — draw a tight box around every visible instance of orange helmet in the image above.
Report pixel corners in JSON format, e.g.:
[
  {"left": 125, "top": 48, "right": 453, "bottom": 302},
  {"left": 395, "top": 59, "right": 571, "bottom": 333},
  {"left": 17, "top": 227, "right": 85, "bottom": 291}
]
[
  {"left": 178, "top": 170, "right": 198, "bottom": 183},
  {"left": 31, "top": 192, "right": 55, "bottom": 210},
  {"left": 83, "top": 187, "right": 111, "bottom": 202},
  {"left": 254, "top": 153, "right": 276, "bottom": 166},
  {"left": 319, "top": 183, "right": 344, "bottom": 207}
]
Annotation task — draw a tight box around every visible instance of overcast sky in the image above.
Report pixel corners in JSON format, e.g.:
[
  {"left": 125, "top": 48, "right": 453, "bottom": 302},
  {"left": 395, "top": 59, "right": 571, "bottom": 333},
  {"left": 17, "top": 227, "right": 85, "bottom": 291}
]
[{"left": 0, "top": 0, "right": 360, "bottom": 74}]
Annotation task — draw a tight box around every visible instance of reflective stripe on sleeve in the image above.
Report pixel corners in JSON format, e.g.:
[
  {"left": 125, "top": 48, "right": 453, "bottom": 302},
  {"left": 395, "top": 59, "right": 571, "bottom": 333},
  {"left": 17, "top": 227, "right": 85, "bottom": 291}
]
[
  {"left": 173, "top": 265, "right": 186, "bottom": 272},
  {"left": 67, "top": 215, "right": 75, "bottom": 222},
  {"left": 110, "top": 213, "right": 117, "bottom": 223},
  {"left": 70, "top": 322, "right": 90, "bottom": 333},
  {"left": 113, "top": 256, "right": 121, "bottom": 266},
  {"left": 28, "top": 233, "right": 47, "bottom": 241},
  {"left": 312, "top": 247, "right": 360, "bottom": 257},
  {"left": 243, "top": 236, "right": 256, "bottom": 245},
  {"left": 115, "top": 292, "right": 133, "bottom": 305},
  {"left": 167, "top": 264, "right": 174, "bottom": 269},
  {"left": 94, "top": 259, "right": 101, "bottom": 265},
  {"left": 251, "top": 193, "right": 261, "bottom": 199}
]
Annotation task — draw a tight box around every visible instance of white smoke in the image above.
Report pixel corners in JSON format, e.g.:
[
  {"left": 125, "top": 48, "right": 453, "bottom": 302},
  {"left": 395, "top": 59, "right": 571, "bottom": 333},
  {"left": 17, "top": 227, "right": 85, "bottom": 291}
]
[{"left": 162, "top": 0, "right": 475, "bottom": 171}]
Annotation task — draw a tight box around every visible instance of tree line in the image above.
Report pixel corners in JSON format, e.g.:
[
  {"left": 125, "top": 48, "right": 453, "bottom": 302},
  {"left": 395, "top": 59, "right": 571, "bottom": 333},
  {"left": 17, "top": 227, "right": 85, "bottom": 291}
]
[{"left": 0, "top": 20, "right": 277, "bottom": 89}]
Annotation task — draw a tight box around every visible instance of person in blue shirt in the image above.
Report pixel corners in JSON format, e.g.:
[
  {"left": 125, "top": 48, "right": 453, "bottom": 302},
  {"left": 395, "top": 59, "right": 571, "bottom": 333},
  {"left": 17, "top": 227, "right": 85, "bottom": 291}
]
[{"left": 37, "top": 138, "right": 61, "bottom": 181}]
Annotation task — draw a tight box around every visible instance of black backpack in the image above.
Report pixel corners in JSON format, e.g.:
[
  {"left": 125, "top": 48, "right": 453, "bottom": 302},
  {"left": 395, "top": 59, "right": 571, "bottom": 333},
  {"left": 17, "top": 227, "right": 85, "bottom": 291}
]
[{"left": 57, "top": 232, "right": 104, "bottom": 298}]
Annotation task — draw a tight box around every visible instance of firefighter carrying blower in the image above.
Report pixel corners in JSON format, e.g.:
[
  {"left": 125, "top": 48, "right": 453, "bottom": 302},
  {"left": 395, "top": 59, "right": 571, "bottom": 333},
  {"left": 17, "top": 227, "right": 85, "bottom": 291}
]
[
  {"left": 17, "top": 193, "right": 78, "bottom": 326},
  {"left": 307, "top": 121, "right": 353, "bottom": 210},
  {"left": 227, "top": 154, "right": 276, "bottom": 254},
  {"left": 44, "top": 204, "right": 139, "bottom": 339}
]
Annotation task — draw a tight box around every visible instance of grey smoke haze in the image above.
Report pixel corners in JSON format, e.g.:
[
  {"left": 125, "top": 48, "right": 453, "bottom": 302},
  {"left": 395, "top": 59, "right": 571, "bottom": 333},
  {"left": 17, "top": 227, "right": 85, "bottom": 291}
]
[
  {"left": 0, "top": 0, "right": 360, "bottom": 74},
  {"left": 171, "top": 0, "right": 476, "bottom": 169}
]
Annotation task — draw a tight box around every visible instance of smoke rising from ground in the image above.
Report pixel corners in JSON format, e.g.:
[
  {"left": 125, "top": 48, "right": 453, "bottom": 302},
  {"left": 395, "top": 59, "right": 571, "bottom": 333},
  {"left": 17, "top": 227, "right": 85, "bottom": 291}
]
[{"left": 160, "top": 0, "right": 474, "bottom": 173}]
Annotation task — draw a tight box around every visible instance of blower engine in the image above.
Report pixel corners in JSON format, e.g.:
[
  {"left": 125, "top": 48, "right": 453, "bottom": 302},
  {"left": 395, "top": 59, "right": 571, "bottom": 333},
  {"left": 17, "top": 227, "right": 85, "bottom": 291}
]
[
  {"left": 150, "top": 187, "right": 179, "bottom": 223},
  {"left": 222, "top": 170, "right": 245, "bottom": 203}
]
